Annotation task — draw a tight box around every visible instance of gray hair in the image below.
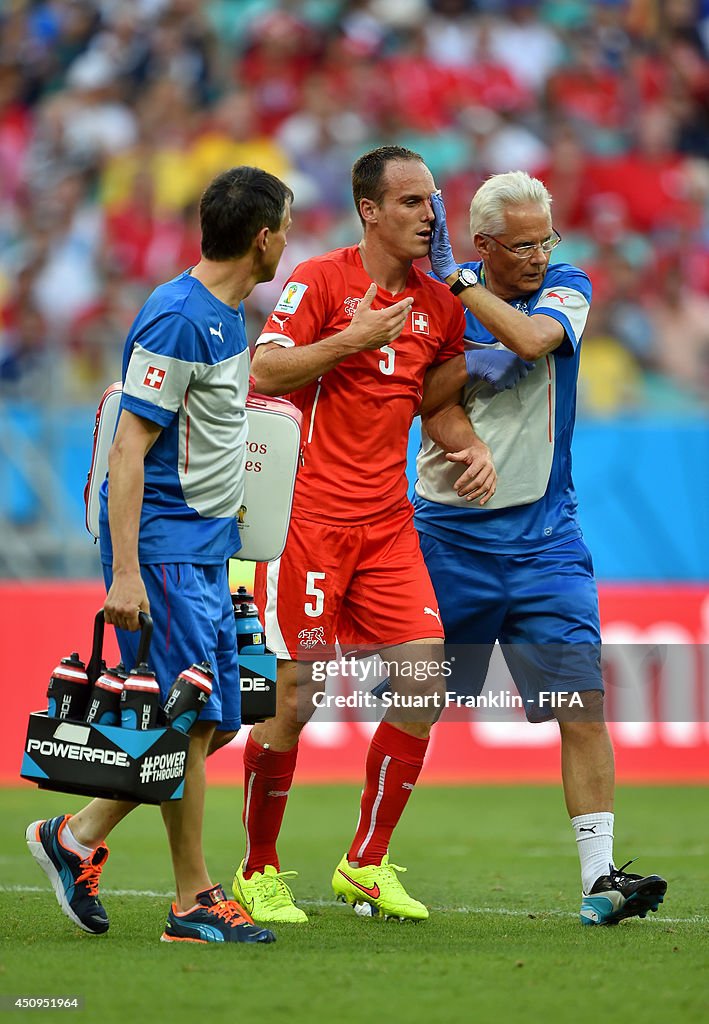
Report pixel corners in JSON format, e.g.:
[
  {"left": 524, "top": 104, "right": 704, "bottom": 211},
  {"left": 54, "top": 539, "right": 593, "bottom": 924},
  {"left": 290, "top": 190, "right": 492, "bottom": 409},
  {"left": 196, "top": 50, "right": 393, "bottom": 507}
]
[{"left": 469, "top": 171, "right": 552, "bottom": 237}]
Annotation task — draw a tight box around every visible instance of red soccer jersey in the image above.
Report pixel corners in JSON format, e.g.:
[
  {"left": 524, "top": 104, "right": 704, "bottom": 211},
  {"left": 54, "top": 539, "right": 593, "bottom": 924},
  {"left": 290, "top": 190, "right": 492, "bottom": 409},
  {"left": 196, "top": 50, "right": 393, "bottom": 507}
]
[{"left": 257, "top": 245, "right": 465, "bottom": 522}]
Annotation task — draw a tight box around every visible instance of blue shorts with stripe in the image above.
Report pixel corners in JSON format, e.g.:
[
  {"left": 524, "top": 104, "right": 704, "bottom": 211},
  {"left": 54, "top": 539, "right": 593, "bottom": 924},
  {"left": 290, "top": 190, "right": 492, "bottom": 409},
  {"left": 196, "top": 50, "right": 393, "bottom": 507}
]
[
  {"left": 103, "top": 562, "right": 241, "bottom": 731},
  {"left": 417, "top": 533, "right": 603, "bottom": 722}
]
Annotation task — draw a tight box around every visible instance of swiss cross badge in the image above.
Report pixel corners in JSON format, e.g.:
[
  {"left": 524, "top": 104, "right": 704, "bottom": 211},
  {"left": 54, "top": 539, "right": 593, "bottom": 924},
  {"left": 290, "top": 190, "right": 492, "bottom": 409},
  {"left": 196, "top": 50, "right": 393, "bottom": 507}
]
[
  {"left": 411, "top": 311, "right": 429, "bottom": 334},
  {"left": 143, "top": 366, "right": 166, "bottom": 390}
]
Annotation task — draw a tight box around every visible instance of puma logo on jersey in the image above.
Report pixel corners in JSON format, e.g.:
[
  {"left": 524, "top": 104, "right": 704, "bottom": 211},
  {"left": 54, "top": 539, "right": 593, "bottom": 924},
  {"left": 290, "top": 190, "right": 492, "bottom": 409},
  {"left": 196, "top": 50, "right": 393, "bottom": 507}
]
[
  {"left": 272, "top": 313, "right": 288, "bottom": 330},
  {"left": 546, "top": 291, "right": 569, "bottom": 304},
  {"left": 424, "top": 606, "right": 441, "bottom": 624},
  {"left": 209, "top": 322, "right": 224, "bottom": 342}
]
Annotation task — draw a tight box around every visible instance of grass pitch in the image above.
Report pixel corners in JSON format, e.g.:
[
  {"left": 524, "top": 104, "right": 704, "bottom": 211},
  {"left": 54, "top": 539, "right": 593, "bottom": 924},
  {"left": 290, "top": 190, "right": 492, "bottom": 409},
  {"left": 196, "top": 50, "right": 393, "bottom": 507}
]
[{"left": 1, "top": 784, "right": 706, "bottom": 1024}]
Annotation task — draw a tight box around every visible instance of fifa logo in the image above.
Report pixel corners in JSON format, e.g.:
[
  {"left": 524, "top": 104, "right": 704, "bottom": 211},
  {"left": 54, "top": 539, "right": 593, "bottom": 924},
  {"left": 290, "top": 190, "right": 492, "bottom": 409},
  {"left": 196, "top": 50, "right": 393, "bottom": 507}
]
[
  {"left": 285, "top": 284, "right": 299, "bottom": 306},
  {"left": 237, "top": 505, "right": 248, "bottom": 525}
]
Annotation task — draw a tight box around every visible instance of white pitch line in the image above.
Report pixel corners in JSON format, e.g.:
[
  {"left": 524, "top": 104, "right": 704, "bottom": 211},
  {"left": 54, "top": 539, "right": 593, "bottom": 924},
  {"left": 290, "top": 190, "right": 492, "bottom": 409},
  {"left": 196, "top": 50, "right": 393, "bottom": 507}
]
[
  {"left": 4, "top": 886, "right": 706, "bottom": 923},
  {"left": 5, "top": 884, "right": 174, "bottom": 898}
]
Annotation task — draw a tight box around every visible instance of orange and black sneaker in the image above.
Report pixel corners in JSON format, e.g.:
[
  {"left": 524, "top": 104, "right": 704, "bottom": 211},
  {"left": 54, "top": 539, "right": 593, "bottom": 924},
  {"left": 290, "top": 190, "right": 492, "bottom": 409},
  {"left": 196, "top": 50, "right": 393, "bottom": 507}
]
[
  {"left": 161, "top": 884, "right": 276, "bottom": 944},
  {"left": 26, "top": 815, "right": 109, "bottom": 934}
]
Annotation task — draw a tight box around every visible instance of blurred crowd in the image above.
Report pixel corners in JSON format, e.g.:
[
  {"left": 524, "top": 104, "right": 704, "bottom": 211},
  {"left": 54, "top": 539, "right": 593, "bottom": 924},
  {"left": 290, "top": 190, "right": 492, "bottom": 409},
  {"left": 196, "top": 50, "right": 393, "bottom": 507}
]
[{"left": 1, "top": 0, "right": 709, "bottom": 415}]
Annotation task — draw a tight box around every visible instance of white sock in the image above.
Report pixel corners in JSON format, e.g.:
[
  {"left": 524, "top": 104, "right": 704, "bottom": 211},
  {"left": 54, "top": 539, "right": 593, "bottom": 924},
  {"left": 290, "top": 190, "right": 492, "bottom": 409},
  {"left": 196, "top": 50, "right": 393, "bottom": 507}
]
[
  {"left": 61, "top": 819, "right": 97, "bottom": 859},
  {"left": 572, "top": 812, "right": 615, "bottom": 893}
]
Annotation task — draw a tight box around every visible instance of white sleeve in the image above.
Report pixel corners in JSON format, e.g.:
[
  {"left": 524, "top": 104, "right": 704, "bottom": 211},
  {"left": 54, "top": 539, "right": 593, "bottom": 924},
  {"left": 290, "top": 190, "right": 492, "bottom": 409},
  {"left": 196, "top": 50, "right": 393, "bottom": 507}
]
[{"left": 255, "top": 333, "right": 295, "bottom": 348}]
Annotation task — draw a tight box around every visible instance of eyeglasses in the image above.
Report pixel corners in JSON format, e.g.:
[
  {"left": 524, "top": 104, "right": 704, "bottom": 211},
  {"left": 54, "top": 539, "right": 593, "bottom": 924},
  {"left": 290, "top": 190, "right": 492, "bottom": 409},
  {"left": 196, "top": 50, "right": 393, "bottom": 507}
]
[{"left": 480, "top": 229, "right": 562, "bottom": 260}]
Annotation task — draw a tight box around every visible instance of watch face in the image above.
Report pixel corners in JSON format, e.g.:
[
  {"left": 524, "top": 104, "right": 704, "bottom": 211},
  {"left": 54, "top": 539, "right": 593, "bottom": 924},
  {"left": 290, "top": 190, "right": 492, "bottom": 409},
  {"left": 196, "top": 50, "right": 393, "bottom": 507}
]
[{"left": 451, "top": 268, "right": 477, "bottom": 293}]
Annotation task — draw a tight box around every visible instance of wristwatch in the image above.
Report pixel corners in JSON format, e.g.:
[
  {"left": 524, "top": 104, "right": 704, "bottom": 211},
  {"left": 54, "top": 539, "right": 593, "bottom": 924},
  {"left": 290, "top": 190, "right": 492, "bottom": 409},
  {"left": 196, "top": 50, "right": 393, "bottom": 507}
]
[{"left": 450, "top": 267, "right": 478, "bottom": 296}]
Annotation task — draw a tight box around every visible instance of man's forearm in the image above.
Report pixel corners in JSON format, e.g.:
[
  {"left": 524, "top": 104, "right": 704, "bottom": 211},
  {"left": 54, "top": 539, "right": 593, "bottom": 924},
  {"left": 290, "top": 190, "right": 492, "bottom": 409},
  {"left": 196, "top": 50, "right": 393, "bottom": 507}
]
[
  {"left": 422, "top": 400, "right": 496, "bottom": 504},
  {"left": 102, "top": 410, "right": 161, "bottom": 629},
  {"left": 420, "top": 356, "right": 468, "bottom": 416},
  {"left": 106, "top": 439, "right": 147, "bottom": 574},
  {"left": 252, "top": 325, "right": 379, "bottom": 396},
  {"left": 422, "top": 400, "right": 479, "bottom": 453},
  {"left": 443, "top": 273, "right": 562, "bottom": 361}
]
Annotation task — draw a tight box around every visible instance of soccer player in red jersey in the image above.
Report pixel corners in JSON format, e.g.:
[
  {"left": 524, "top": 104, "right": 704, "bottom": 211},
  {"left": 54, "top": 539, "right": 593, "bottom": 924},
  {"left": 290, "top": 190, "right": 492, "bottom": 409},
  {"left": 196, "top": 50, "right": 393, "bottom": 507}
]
[{"left": 231, "top": 146, "right": 529, "bottom": 923}]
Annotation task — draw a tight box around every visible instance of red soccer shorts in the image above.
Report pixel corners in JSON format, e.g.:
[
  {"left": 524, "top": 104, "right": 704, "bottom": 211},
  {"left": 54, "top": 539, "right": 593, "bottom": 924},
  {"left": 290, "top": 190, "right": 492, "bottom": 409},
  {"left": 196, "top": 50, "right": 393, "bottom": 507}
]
[{"left": 254, "top": 501, "right": 445, "bottom": 659}]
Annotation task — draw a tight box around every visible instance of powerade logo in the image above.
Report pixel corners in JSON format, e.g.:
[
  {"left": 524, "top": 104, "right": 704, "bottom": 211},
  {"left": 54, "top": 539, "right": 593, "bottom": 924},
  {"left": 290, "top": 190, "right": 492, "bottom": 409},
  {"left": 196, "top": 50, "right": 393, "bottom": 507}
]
[
  {"left": 139, "top": 751, "right": 186, "bottom": 784},
  {"left": 240, "top": 676, "right": 270, "bottom": 692},
  {"left": 163, "top": 686, "right": 208, "bottom": 715},
  {"left": 27, "top": 739, "right": 130, "bottom": 767},
  {"left": 163, "top": 689, "right": 182, "bottom": 715}
]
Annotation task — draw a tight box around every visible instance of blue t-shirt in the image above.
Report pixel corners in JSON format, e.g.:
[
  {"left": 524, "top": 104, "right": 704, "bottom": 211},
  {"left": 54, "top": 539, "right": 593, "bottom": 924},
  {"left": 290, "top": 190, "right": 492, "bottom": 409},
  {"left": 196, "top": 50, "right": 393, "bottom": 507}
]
[
  {"left": 99, "top": 271, "right": 250, "bottom": 565},
  {"left": 414, "top": 261, "right": 592, "bottom": 553}
]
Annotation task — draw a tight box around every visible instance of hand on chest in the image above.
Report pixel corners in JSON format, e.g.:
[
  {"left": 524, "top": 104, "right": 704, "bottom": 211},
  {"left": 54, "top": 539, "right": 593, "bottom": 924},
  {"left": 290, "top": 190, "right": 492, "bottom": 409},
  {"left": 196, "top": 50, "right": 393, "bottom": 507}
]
[{"left": 333, "top": 305, "right": 438, "bottom": 386}]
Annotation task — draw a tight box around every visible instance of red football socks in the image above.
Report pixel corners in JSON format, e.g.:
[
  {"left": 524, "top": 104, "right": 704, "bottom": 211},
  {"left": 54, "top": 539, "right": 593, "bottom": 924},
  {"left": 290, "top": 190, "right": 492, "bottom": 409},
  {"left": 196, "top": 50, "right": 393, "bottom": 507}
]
[
  {"left": 242, "top": 734, "right": 298, "bottom": 877},
  {"left": 347, "top": 722, "right": 429, "bottom": 866}
]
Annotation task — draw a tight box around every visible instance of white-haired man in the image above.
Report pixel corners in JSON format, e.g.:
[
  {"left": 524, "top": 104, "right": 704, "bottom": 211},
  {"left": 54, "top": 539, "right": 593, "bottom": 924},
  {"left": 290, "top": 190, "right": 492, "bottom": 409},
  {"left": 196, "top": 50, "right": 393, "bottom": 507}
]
[{"left": 416, "top": 171, "right": 668, "bottom": 926}]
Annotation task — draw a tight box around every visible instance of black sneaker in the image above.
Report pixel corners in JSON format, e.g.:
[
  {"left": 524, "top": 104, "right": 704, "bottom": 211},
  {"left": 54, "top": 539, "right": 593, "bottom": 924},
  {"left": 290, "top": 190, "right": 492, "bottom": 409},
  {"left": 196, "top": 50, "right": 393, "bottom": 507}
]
[
  {"left": 26, "top": 815, "right": 109, "bottom": 934},
  {"left": 161, "top": 884, "right": 276, "bottom": 944},
  {"left": 580, "top": 860, "right": 667, "bottom": 925}
]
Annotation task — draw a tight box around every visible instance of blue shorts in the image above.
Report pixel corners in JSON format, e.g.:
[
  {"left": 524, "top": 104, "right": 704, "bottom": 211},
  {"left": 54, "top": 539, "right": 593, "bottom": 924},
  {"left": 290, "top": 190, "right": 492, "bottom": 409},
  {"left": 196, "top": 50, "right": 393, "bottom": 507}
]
[
  {"left": 417, "top": 533, "right": 602, "bottom": 722},
  {"left": 103, "top": 562, "right": 241, "bottom": 731}
]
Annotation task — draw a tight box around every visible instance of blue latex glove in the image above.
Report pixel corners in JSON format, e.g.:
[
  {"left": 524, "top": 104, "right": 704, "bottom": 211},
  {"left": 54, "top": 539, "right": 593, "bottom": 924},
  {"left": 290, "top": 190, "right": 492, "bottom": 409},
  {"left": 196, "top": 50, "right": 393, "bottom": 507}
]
[
  {"left": 465, "top": 348, "right": 535, "bottom": 391},
  {"left": 429, "top": 191, "right": 459, "bottom": 281}
]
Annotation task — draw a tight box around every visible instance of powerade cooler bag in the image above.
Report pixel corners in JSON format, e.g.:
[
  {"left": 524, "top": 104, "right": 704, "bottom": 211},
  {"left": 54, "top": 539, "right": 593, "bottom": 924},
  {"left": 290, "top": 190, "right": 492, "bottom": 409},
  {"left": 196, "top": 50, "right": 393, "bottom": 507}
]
[{"left": 21, "top": 612, "right": 191, "bottom": 804}]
